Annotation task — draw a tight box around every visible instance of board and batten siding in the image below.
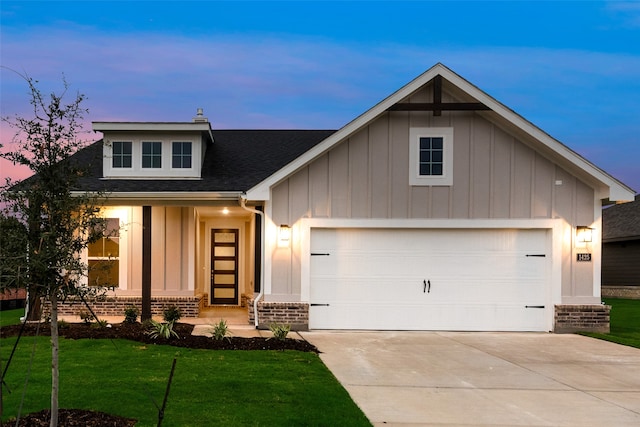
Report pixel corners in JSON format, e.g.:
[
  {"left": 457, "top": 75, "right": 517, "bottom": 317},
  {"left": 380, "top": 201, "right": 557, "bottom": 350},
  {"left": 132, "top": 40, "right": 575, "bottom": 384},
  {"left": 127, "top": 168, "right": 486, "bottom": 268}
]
[
  {"left": 122, "top": 206, "right": 195, "bottom": 296},
  {"left": 270, "top": 91, "right": 595, "bottom": 300}
]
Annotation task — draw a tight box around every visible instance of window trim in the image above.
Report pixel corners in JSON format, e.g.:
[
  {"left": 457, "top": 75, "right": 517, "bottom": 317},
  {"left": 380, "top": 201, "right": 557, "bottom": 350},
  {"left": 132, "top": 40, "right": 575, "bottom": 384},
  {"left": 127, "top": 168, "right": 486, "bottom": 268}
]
[
  {"left": 171, "top": 141, "right": 193, "bottom": 169},
  {"left": 141, "top": 141, "right": 162, "bottom": 169},
  {"left": 85, "top": 208, "right": 129, "bottom": 290},
  {"left": 112, "top": 141, "right": 132, "bottom": 169},
  {"left": 409, "top": 127, "right": 454, "bottom": 186}
]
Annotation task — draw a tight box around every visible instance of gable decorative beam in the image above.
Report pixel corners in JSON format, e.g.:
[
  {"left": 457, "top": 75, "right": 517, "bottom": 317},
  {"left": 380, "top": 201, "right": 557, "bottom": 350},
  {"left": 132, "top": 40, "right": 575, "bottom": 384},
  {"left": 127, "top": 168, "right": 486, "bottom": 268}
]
[{"left": 387, "top": 75, "right": 490, "bottom": 116}]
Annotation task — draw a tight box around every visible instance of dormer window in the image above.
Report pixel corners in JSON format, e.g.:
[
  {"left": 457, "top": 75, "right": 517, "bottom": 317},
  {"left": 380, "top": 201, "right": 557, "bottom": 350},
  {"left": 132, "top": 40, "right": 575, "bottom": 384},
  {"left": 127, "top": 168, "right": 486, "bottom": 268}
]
[
  {"left": 142, "top": 141, "right": 162, "bottom": 168},
  {"left": 112, "top": 142, "right": 132, "bottom": 168},
  {"left": 94, "top": 117, "right": 212, "bottom": 179},
  {"left": 172, "top": 142, "right": 192, "bottom": 169}
]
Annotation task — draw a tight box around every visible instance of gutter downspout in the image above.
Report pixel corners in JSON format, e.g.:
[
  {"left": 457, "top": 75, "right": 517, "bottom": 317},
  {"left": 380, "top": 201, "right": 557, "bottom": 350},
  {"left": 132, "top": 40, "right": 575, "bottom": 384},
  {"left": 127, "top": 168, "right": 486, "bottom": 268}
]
[{"left": 240, "top": 197, "right": 264, "bottom": 328}]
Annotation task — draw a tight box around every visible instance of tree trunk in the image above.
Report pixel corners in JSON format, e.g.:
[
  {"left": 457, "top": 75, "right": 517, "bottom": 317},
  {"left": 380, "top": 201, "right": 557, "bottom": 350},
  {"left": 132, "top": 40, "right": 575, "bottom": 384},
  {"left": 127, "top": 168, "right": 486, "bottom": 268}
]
[
  {"left": 50, "top": 292, "right": 59, "bottom": 427},
  {"left": 26, "top": 292, "right": 42, "bottom": 321}
]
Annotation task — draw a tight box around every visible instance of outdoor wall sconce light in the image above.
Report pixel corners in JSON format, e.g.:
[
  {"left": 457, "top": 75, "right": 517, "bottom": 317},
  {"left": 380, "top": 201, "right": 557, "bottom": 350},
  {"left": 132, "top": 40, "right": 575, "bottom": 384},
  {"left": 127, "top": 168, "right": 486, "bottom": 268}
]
[
  {"left": 576, "top": 226, "right": 593, "bottom": 243},
  {"left": 278, "top": 224, "right": 291, "bottom": 247}
]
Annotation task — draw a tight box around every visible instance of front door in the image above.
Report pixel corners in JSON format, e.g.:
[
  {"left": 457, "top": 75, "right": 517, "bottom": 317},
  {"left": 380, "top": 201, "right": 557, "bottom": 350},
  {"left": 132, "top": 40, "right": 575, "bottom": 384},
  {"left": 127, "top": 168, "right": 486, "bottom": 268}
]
[{"left": 211, "top": 229, "right": 239, "bottom": 304}]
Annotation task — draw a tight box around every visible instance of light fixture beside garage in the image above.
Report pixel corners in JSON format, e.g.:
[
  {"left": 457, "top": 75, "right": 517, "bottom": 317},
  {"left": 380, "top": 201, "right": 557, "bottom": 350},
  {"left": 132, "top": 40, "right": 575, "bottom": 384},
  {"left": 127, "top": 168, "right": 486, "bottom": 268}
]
[
  {"left": 278, "top": 224, "right": 291, "bottom": 247},
  {"left": 576, "top": 226, "right": 594, "bottom": 243}
]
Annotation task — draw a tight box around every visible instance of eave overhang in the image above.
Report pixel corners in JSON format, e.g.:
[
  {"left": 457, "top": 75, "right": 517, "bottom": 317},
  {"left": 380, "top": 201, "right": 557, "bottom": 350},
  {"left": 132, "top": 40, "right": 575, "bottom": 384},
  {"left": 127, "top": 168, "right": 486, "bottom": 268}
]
[
  {"left": 72, "top": 191, "right": 243, "bottom": 205},
  {"left": 92, "top": 121, "right": 215, "bottom": 144}
]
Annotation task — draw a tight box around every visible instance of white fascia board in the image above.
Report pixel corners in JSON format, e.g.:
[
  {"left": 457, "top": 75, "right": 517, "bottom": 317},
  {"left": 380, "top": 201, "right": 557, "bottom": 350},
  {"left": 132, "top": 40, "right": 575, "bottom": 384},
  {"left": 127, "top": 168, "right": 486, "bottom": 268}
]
[
  {"left": 92, "top": 122, "right": 212, "bottom": 132},
  {"left": 246, "top": 63, "right": 635, "bottom": 202},
  {"left": 72, "top": 191, "right": 243, "bottom": 202}
]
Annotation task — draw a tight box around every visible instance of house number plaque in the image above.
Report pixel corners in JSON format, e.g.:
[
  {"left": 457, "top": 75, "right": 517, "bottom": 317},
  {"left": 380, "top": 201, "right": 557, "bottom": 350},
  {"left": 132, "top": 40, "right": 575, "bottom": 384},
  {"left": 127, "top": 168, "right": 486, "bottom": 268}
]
[{"left": 576, "top": 253, "right": 592, "bottom": 262}]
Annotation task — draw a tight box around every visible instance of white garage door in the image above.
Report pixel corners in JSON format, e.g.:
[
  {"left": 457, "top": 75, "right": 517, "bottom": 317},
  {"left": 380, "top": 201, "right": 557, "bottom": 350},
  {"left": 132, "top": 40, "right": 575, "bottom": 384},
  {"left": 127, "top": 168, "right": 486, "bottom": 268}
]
[{"left": 309, "top": 228, "right": 550, "bottom": 331}]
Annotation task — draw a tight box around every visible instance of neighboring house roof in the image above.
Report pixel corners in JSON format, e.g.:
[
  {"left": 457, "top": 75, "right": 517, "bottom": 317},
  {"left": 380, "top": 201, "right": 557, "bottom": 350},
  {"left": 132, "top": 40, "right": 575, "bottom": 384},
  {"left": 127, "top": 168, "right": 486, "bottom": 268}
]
[
  {"left": 246, "top": 63, "right": 635, "bottom": 202},
  {"left": 603, "top": 195, "right": 640, "bottom": 242},
  {"left": 70, "top": 129, "right": 335, "bottom": 197}
]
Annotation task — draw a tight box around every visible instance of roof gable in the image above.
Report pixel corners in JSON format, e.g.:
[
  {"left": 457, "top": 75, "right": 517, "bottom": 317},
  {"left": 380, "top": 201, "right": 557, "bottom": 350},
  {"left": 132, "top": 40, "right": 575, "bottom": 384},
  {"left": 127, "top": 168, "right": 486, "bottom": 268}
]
[{"left": 246, "top": 63, "right": 635, "bottom": 202}]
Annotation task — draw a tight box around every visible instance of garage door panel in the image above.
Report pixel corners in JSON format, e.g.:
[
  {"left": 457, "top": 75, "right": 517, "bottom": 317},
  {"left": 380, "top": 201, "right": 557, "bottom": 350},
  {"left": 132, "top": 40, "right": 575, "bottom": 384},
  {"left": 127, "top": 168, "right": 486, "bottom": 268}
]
[
  {"left": 310, "top": 228, "right": 550, "bottom": 331},
  {"left": 312, "top": 303, "right": 547, "bottom": 331}
]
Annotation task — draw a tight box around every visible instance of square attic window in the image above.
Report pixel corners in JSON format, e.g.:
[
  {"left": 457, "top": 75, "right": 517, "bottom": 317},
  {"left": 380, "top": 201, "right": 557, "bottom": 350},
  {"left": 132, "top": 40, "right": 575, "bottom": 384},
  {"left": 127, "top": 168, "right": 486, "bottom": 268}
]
[{"left": 409, "top": 127, "right": 453, "bottom": 186}]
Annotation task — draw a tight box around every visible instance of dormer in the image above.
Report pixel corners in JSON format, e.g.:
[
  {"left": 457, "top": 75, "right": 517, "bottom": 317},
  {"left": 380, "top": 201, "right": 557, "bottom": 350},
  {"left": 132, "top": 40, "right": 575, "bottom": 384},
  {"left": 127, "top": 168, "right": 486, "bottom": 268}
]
[{"left": 93, "top": 109, "right": 214, "bottom": 179}]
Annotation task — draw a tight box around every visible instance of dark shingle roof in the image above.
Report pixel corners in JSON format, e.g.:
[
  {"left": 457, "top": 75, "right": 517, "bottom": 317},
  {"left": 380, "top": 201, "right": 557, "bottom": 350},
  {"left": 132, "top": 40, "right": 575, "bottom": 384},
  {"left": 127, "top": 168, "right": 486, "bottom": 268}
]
[
  {"left": 70, "top": 129, "right": 335, "bottom": 194},
  {"left": 603, "top": 195, "right": 640, "bottom": 242}
]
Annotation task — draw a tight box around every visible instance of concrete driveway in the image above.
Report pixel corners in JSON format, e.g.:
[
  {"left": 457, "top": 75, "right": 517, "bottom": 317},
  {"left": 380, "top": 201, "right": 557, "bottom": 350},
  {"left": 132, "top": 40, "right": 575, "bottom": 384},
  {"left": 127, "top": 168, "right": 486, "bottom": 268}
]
[{"left": 300, "top": 331, "right": 640, "bottom": 426}]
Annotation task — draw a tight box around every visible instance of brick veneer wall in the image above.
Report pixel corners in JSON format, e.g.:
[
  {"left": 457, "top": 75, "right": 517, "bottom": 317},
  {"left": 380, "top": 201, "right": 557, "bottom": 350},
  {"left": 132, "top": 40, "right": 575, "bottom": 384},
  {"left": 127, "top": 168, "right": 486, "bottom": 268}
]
[
  {"left": 554, "top": 304, "right": 610, "bottom": 333},
  {"left": 602, "top": 286, "right": 640, "bottom": 300},
  {"left": 248, "top": 299, "right": 309, "bottom": 331},
  {"left": 43, "top": 295, "right": 203, "bottom": 319}
]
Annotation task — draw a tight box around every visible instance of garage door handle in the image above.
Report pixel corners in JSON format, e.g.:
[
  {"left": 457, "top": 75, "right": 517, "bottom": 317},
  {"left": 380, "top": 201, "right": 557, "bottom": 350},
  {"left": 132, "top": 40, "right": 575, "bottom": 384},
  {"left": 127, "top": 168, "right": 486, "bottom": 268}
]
[
  {"left": 423, "top": 279, "right": 431, "bottom": 293},
  {"left": 525, "top": 305, "right": 545, "bottom": 308},
  {"left": 526, "top": 254, "right": 546, "bottom": 257},
  {"left": 310, "top": 303, "right": 330, "bottom": 307},
  {"left": 311, "top": 253, "right": 330, "bottom": 256}
]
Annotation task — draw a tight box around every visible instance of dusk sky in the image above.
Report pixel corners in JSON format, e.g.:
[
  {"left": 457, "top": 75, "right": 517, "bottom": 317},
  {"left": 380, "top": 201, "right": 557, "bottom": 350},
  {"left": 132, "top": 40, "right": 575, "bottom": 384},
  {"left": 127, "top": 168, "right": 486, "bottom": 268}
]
[{"left": 1, "top": 1, "right": 639, "bottom": 192}]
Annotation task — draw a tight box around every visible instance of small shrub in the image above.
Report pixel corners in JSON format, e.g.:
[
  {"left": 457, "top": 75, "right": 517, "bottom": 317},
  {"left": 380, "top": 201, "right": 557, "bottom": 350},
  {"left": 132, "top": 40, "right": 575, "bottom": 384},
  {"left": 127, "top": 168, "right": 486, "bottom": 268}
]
[
  {"left": 141, "top": 318, "right": 154, "bottom": 330},
  {"left": 123, "top": 305, "right": 139, "bottom": 323},
  {"left": 78, "top": 309, "right": 94, "bottom": 324},
  {"left": 269, "top": 323, "right": 291, "bottom": 341},
  {"left": 163, "top": 305, "right": 182, "bottom": 323},
  {"left": 146, "top": 320, "right": 179, "bottom": 340},
  {"left": 57, "top": 319, "right": 69, "bottom": 329},
  {"left": 91, "top": 319, "right": 109, "bottom": 329},
  {"left": 211, "top": 319, "right": 230, "bottom": 341}
]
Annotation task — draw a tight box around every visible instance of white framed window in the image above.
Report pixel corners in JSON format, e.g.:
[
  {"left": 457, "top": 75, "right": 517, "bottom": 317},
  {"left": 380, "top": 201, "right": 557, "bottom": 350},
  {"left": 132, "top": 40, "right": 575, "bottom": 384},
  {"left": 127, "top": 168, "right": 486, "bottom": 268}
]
[
  {"left": 409, "top": 127, "right": 453, "bottom": 186},
  {"left": 86, "top": 208, "right": 129, "bottom": 289},
  {"left": 112, "top": 141, "right": 132, "bottom": 168},
  {"left": 172, "top": 141, "right": 192, "bottom": 169},
  {"left": 142, "top": 141, "right": 162, "bottom": 168},
  {"left": 103, "top": 137, "right": 202, "bottom": 178},
  {"left": 87, "top": 218, "right": 120, "bottom": 287}
]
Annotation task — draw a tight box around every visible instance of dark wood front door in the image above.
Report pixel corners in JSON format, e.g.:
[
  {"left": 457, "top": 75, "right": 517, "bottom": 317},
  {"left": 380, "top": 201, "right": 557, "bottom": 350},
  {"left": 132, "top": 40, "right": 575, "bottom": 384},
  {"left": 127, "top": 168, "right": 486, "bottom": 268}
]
[{"left": 211, "top": 229, "right": 238, "bottom": 304}]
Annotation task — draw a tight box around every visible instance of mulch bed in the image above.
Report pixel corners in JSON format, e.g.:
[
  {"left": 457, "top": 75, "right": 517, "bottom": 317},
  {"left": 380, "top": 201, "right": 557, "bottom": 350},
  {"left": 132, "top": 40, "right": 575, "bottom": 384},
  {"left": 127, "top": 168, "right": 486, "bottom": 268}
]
[
  {"left": 1, "top": 321, "right": 319, "bottom": 426},
  {"left": 3, "top": 409, "right": 137, "bottom": 427},
  {"left": 0, "top": 321, "right": 319, "bottom": 352}
]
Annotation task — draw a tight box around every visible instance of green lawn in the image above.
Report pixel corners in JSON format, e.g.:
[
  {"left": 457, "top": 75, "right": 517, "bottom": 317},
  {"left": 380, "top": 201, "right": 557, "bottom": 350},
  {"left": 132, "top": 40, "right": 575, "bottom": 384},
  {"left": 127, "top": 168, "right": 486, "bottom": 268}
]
[
  {"left": 0, "top": 332, "right": 370, "bottom": 426},
  {"left": 581, "top": 298, "right": 640, "bottom": 349},
  {"left": 0, "top": 308, "right": 24, "bottom": 327}
]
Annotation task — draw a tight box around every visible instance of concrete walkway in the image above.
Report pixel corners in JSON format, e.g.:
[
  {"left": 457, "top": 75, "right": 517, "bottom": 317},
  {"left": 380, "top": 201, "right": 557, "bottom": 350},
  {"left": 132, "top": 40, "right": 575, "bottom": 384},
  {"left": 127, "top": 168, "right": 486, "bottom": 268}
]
[{"left": 300, "top": 331, "right": 640, "bottom": 426}]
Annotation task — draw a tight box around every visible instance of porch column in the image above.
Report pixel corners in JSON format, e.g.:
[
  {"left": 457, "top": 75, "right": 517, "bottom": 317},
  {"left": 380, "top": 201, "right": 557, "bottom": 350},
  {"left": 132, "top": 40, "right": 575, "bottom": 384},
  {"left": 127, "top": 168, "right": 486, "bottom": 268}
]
[{"left": 141, "top": 205, "right": 152, "bottom": 321}]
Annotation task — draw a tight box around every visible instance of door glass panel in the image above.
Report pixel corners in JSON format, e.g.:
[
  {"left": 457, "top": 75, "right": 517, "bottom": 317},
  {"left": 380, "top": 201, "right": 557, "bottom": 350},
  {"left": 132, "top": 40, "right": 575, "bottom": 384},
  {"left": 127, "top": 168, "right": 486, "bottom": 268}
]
[
  {"left": 214, "top": 247, "right": 235, "bottom": 257},
  {"left": 214, "top": 274, "right": 235, "bottom": 285},
  {"left": 215, "top": 232, "right": 236, "bottom": 243},
  {"left": 214, "top": 288, "right": 236, "bottom": 298},
  {"left": 214, "top": 260, "right": 235, "bottom": 270}
]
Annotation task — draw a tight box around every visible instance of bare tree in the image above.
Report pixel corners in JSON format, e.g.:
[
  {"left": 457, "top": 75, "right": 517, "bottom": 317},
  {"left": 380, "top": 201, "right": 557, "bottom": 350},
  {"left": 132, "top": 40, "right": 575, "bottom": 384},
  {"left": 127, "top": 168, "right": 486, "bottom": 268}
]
[{"left": 0, "top": 72, "right": 108, "bottom": 427}]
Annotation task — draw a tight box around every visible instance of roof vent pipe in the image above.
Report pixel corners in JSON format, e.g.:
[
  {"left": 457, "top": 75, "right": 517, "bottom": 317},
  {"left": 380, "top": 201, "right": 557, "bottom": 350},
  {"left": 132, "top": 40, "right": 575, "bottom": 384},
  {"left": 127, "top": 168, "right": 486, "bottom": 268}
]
[{"left": 193, "top": 108, "right": 208, "bottom": 123}]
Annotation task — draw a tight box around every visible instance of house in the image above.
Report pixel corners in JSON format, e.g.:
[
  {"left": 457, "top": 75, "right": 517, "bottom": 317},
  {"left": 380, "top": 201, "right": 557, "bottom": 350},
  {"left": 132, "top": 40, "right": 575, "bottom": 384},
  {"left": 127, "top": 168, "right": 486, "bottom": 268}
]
[
  {"left": 602, "top": 195, "right": 640, "bottom": 299},
  {"left": 56, "top": 63, "right": 635, "bottom": 333}
]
